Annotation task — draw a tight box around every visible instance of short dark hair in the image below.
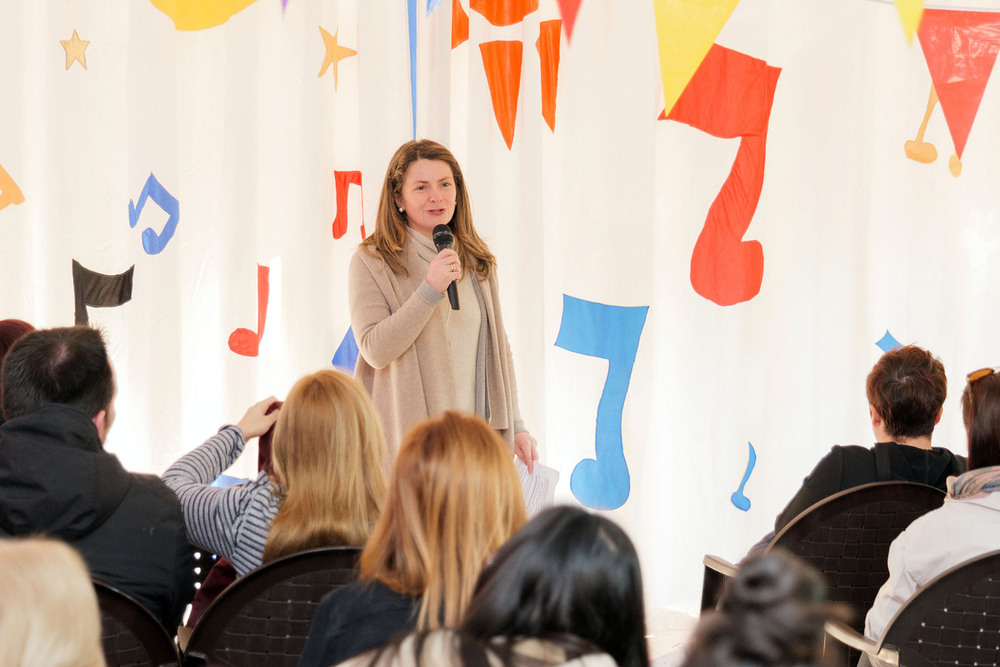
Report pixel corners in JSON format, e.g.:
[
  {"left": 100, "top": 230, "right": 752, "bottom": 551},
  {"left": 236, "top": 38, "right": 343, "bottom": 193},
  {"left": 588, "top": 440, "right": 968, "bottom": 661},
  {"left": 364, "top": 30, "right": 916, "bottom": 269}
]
[
  {"left": 1, "top": 326, "right": 113, "bottom": 422},
  {"left": 962, "top": 371, "right": 1000, "bottom": 470},
  {"left": 460, "top": 506, "right": 649, "bottom": 667},
  {"left": 866, "top": 345, "right": 946, "bottom": 439}
]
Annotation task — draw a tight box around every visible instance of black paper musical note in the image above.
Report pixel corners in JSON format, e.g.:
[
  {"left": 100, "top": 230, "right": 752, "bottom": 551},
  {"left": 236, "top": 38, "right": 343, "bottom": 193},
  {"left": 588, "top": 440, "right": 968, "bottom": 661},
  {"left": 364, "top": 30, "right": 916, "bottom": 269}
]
[{"left": 72, "top": 259, "right": 134, "bottom": 325}]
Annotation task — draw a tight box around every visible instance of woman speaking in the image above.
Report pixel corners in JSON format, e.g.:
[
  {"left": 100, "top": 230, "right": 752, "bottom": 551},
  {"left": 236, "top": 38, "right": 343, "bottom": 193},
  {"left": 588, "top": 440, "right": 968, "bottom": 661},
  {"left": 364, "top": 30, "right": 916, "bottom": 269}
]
[{"left": 349, "top": 139, "right": 537, "bottom": 470}]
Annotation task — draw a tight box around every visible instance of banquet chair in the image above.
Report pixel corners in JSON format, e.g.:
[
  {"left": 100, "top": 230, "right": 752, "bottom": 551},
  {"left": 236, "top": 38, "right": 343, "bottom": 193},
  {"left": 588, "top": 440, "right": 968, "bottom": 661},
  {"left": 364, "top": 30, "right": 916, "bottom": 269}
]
[
  {"left": 95, "top": 580, "right": 181, "bottom": 667},
  {"left": 182, "top": 545, "right": 361, "bottom": 667}
]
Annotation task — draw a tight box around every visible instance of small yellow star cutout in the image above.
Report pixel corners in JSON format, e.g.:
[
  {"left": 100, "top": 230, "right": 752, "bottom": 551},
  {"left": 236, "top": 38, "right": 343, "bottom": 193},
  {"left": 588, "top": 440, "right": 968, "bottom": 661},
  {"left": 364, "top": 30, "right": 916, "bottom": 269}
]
[
  {"left": 318, "top": 26, "right": 357, "bottom": 91},
  {"left": 61, "top": 29, "right": 89, "bottom": 71}
]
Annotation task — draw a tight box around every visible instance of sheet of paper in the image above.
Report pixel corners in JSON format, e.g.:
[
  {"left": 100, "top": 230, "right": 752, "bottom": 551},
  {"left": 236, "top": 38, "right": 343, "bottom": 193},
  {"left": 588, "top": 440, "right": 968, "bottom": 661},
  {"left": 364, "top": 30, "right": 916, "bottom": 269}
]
[{"left": 515, "top": 459, "right": 559, "bottom": 516}]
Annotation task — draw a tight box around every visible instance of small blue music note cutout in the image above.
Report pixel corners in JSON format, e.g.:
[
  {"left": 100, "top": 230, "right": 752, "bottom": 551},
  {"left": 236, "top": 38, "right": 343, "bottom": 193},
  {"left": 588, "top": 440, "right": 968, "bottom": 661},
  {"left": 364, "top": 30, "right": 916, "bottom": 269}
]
[
  {"left": 332, "top": 326, "right": 359, "bottom": 372},
  {"left": 555, "top": 294, "right": 648, "bottom": 511},
  {"left": 876, "top": 330, "right": 902, "bottom": 353},
  {"left": 128, "top": 172, "right": 180, "bottom": 255},
  {"left": 731, "top": 441, "right": 757, "bottom": 511}
]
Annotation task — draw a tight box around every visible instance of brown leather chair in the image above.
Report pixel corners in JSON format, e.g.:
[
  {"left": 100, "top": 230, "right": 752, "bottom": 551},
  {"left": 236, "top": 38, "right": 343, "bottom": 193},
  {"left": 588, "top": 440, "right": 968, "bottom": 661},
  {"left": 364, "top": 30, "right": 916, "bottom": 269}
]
[
  {"left": 182, "top": 546, "right": 361, "bottom": 667},
  {"left": 95, "top": 580, "right": 181, "bottom": 667}
]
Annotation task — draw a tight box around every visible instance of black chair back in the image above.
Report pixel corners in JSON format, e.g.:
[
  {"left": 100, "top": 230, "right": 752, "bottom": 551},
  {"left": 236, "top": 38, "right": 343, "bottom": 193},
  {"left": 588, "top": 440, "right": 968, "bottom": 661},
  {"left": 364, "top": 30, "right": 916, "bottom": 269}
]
[
  {"left": 95, "top": 580, "right": 181, "bottom": 667},
  {"left": 183, "top": 546, "right": 361, "bottom": 667}
]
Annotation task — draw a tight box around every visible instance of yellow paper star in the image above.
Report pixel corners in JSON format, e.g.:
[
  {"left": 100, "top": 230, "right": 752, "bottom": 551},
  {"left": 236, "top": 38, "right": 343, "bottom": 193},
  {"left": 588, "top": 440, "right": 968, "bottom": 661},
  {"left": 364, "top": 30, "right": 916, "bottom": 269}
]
[
  {"left": 61, "top": 29, "right": 89, "bottom": 71},
  {"left": 318, "top": 27, "right": 357, "bottom": 91}
]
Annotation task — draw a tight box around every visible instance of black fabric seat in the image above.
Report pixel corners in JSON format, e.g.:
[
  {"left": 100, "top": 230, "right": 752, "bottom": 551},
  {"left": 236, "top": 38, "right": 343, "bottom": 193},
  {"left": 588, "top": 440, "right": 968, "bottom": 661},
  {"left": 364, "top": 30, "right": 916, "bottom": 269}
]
[
  {"left": 95, "top": 580, "right": 181, "bottom": 667},
  {"left": 182, "top": 546, "right": 361, "bottom": 667}
]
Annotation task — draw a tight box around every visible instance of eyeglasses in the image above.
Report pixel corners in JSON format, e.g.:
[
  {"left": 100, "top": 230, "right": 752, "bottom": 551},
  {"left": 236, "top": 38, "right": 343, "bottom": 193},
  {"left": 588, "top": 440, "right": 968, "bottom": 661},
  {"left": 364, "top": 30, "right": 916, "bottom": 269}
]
[{"left": 967, "top": 367, "right": 998, "bottom": 384}]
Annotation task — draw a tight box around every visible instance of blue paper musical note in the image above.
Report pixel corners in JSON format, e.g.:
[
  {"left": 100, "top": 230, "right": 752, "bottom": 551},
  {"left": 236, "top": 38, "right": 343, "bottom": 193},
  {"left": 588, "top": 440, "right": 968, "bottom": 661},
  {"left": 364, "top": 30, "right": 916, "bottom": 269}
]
[
  {"left": 426, "top": 0, "right": 444, "bottom": 14},
  {"left": 332, "top": 326, "right": 360, "bottom": 372},
  {"left": 407, "top": 0, "right": 417, "bottom": 139},
  {"left": 731, "top": 441, "right": 756, "bottom": 511},
  {"left": 876, "top": 330, "right": 902, "bottom": 353},
  {"left": 555, "top": 295, "right": 648, "bottom": 510},
  {"left": 128, "top": 172, "right": 180, "bottom": 255}
]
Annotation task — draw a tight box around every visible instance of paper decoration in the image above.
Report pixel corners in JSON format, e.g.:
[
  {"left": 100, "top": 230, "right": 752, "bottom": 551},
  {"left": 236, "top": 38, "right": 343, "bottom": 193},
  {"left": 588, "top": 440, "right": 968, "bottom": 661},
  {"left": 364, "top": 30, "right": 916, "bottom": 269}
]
[
  {"left": 452, "top": 0, "right": 469, "bottom": 49},
  {"left": 128, "top": 173, "right": 180, "bottom": 255},
  {"left": 659, "top": 44, "right": 780, "bottom": 306},
  {"left": 480, "top": 41, "right": 523, "bottom": 149},
  {"left": 557, "top": 0, "right": 583, "bottom": 42},
  {"left": 894, "top": 0, "right": 924, "bottom": 45},
  {"left": 427, "top": 0, "right": 445, "bottom": 15},
  {"left": 332, "top": 170, "right": 365, "bottom": 240},
  {"left": 72, "top": 260, "right": 134, "bottom": 326},
  {"left": 61, "top": 30, "right": 89, "bottom": 71},
  {"left": 731, "top": 442, "right": 756, "bottom": 511},
  {"left": 876, "top": 330, "right": 903, "bottom": 353},
  {"left": 149, "top": 0, "right": 258, "bottom": 31},
  {"left": 332, "top": 327, "right": 359, "bottom": 371},
  {"left": 319, "top": 27, "right": 358, "bottom": 91},
  {"left": 653, "top": 0, "right": 740, "bottom": 118},
  {"left": 407, "top": 0, "right": 418, "bottom": 138},
  {"left": 556, "top": 295, "right": 648, "bottom": 511},
  {"left": 228, "top": 264, "right": 270, "bottom": 357},
  {"left": 470, "top": 0, "right": 538, "bottom": 26},
  {"left": 0, "top": 164, "right": 25, "bottom": 214},
  {"left": 537, "top": 20, "right": 561, "bottom": 131}
]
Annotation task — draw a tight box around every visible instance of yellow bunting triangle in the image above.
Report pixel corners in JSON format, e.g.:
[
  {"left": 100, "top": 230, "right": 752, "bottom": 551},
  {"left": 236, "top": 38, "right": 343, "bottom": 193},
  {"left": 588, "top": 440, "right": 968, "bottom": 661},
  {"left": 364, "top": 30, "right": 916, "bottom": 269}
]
[
  {"left": 149, "top": 0, "right": 258, "bottom": 31},
  {"left": 654, "top": 0, "right": 740, "bottom": 118},
  {"left": 894, "top": 0, "right": 924, "bottom": 45}
]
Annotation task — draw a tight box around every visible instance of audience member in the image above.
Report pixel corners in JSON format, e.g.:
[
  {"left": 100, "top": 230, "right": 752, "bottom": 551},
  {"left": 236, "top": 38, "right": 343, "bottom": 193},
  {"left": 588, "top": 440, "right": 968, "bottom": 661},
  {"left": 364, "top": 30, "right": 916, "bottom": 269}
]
[
  {"left": 681, "top": 550, "right": 847, "bottom": 667},
  {"left": 0, "top": 537, "right": 106, "bottom": 667},
  {"left": 347, "top": 505, "right": 647, "bottom": 667},
  {"left": 865, "top": 365, "right": 1000, "bottom": 642},
  {"left": 0, "top": 326, "right": 193, "bottom": 630},
  {"left": 0, "top": 318, "right": 33, "bottom": 425},
  {"left": 773, "top": 345, "right": 964, "bottom": 535},
  {"left": 299, "top": 411, "right": 528, "bottom": 667},
  {"left": 163, "top": 369, "right": 387, "bottom": 576}
]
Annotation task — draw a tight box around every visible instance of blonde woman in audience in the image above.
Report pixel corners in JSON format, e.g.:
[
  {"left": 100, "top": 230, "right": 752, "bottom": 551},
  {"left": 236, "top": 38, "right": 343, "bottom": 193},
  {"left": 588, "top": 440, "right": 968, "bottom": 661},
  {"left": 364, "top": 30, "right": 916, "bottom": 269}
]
[
  {"left": 163, "top": 369, "right": 387, "bottom": 576},
  {"left": 299, "top": 411, "right": 528, "bottom": 667},
  {"left": 0, "top": 537, "right": 106, "bottom": 667}
]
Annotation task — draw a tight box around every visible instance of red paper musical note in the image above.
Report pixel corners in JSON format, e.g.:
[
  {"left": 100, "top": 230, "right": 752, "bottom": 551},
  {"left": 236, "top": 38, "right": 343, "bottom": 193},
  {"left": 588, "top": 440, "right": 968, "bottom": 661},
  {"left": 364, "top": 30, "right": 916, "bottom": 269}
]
[
  {"left": 332, "top": 170, "right": 364, "bottom": 240},
  {"left": 659, "top": 44, "right": 781, "bottom": 306},
  {"left": 228, "top": 264, "right": 270, "bottom": 357}
]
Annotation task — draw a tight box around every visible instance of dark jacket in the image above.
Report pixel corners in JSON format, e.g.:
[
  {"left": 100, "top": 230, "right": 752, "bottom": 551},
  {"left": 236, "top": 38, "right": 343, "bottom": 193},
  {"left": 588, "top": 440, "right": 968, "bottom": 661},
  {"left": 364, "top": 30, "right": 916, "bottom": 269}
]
[
  {"left": 0, "top": 404, "right": 194, "bottom": 630},
  {"left": 774, "top": 441, "right": 967, "bottom": 533}
]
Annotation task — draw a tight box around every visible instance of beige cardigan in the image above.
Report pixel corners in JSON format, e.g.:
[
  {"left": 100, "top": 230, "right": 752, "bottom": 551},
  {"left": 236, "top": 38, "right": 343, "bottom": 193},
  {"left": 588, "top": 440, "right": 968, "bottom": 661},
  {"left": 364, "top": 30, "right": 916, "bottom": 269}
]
[{"left": 348, "top": 235, "right": 524, "bottom": 457}]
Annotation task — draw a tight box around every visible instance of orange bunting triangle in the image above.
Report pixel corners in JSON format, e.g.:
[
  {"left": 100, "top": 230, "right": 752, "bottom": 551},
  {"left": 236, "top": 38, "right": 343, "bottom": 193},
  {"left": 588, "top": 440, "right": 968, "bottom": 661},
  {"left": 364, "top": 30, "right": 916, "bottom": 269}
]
[
  {"left": 452, "top": 0, "right": 469, "bottom": 48},
  {"left": 480, "top": 41, "right": 523, "bottom": 149},
  {"left": 537, "top": 20, "right": 562, "bottom": 131},
  {"left": 0, "top": 164, "right": 25, "bottom": 213},
  {"left": 470, "top": 0, "right": 538, "bottom": 26}
]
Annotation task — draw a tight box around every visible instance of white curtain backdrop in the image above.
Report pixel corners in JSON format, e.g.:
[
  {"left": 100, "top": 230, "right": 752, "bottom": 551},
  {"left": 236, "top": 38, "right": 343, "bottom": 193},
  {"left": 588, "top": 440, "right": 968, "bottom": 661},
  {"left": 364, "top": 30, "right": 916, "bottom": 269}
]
[{"left": 3, "top": 0, "right": 1000, "bottom": 615}]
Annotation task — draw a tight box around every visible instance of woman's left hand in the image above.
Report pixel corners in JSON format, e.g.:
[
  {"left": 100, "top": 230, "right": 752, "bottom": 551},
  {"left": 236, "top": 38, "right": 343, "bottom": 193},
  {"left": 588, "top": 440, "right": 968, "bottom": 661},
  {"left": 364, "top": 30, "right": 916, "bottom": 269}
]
[{"left": 514, "top": 432, "right": 539, "bottom": 474}]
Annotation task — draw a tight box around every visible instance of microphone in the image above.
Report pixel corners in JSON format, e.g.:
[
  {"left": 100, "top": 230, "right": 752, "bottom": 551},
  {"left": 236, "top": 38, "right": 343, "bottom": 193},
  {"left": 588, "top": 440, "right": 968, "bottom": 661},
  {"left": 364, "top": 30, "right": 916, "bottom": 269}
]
[{"left": 432, "top": 224, "right": 460, "bottom": 310}]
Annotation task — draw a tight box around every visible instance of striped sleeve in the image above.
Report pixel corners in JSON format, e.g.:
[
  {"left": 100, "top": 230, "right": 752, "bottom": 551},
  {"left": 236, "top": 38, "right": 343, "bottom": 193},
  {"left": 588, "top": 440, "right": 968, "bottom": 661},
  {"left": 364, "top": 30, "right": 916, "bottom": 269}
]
[{"left": 162, "top": 425, "right": 280, "bottom": 575}]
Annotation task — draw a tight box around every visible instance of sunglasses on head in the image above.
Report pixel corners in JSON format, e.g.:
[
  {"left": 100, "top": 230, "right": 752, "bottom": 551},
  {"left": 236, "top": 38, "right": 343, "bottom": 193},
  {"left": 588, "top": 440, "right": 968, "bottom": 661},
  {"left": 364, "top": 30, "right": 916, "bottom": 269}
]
[{"left": 967, "top": 368, "right": 999, "bottom": 384}]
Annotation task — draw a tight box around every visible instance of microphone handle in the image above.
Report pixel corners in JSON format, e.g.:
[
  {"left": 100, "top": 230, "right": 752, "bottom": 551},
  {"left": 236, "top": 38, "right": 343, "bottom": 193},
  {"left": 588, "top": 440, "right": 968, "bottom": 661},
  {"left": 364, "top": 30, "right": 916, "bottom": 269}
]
[{"left": 446, "top": 282, "right": 459, "bottom": 310}]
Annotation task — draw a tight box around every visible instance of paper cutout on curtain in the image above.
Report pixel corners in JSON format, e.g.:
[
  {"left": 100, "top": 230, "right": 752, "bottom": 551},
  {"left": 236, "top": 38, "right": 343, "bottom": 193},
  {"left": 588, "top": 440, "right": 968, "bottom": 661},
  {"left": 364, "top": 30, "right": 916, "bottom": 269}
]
[
  {"left": 536, "top": 20, "right": 561, "bottom": 131},
  {"left": 913, "top": 9, "right": 1000, "bottom": 177},
  {"left": 407, "top": 0, "right": 418, "bottom": 139},
  {"left": 906, "top": 86, "right": 939, "bottom": 164},
  {"left": 470, "top": 0, "right": 538, "bottom": 26},
  {"left": 557, "top": 0, "right": 583, "bottom": 42},
  {"left": 653, "top": 0, "right": 740, "bottom": 118},
  {"left": 555, "top": 295, "right": 648, "bottom": 511},
  {"left": 730, "top": 441, "right": 756, "bottom": 511},
  {"left": 658, "top": 44, "right": 780, "bottom": 306},
  {"left": 319, "top": 27, "right": 357, "bottom": 91},
  {"left": 481, "top": 41, "right": 523, "bottom": 150},
  {"left": 72, "top": 260, "right": 134, "bottom": 326},
  {"left": 282, "top": 0, "right": 289, "bottom": 11},
  {"left": 61, "top": 30, "right": 89, "bottom": 71},
  {"left": 0, "top": 164, "right": 25, "bottom": 214},
  {"left": 332, "top": 171, "right": 365, "bottom": 240},
  {"left": 149, "top": 0, "right": 258, "bottom": 31},
  {"left": 332, "top": 327, "right": 360, "bottom": 371},
  {"left": 876, "top": 330, "right": 903, "bottom": 353},
  {"left": 228, "top": 264, "right": 270, "bottom": 357},
  {"left": 452, "top": 0, "right": 469, "bottom": 48},
  {"left": 427, "top": 0, "right": 445, "bottom": 15},
  {"left": 128, "top": 173, "right": 180, "bottom": 255},
  {"left": 895, "top": 0, "right": 924, "bottom": 44}
]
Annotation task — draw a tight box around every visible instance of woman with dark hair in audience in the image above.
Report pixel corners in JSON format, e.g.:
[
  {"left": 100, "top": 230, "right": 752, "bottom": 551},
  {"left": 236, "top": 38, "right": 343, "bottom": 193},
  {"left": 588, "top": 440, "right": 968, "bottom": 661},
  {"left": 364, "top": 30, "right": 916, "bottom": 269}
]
[
  {"left": 864, "top": 365, "right": 1000, "bottom": 642},
  {"left": 342, "top": 505, "right": 647, "bottom": 667},
  {"left": 681, "top": 550, "right": 846, "bottom": 667},
  {"left": 299, "top": 411, "right": 528, "bottom": 667},
  {"left": 163, "top": 369, "right": 387, "bottom": 577},
  {"left": 0, "top": 318, "right": 33, "bottom": 425}
]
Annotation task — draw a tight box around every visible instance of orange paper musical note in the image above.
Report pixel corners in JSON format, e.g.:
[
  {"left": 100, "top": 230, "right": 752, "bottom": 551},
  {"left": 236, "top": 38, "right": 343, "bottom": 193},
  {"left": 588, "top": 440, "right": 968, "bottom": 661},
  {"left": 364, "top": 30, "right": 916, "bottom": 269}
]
[
  {"left": 452, "top": 0, "right": 469, "bottom": 48},
  {"left": 228, "top": 264, "right": 270, "bottom": 357}
]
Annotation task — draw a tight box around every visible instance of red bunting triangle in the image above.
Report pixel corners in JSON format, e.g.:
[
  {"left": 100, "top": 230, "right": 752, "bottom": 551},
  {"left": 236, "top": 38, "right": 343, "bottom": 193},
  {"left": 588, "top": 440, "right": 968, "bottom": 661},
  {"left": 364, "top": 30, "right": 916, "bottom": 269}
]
[{"left": 557, "top": 0, "right": 582, "bottom": 42}]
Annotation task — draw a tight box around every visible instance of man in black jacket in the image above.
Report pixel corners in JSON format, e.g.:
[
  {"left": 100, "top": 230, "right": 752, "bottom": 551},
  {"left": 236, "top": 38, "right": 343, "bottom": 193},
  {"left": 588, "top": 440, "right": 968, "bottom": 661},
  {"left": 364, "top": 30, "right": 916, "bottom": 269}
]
[
  {"left": 0, "top": 326, "right": 194, "bottom": 631},
  {"left": 773, "top": 344, "right": 966, "bottom": 534}
]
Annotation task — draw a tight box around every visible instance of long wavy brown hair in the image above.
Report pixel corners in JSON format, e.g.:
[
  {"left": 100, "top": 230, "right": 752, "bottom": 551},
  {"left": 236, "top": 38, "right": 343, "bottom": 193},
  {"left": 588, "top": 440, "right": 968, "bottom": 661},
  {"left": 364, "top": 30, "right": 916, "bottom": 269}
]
[
  {"left": 359, "top": 411, "right": 526, "bottom": 629},
  {"left": 360, "top": 139, "right": 496, "bottom": 280},
  {"left": 262, "top": 370, "right": 388, "bottom": 562}
]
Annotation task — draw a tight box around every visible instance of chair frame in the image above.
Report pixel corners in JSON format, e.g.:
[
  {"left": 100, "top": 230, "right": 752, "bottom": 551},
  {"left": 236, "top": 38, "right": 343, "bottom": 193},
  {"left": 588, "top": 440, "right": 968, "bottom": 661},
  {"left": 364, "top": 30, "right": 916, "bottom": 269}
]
[{"left": 95, "top": 580, "right": 181, "bottom": 667}]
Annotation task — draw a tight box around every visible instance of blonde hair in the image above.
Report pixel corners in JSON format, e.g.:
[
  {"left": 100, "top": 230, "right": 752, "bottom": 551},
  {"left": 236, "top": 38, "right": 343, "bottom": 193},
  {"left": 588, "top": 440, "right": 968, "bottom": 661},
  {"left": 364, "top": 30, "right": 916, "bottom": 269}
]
[
  {"left": 0, "top": 537, "right": 106, "bottom": 667},
  {"left": 361, "top": 139, "right": 496, "bottom": 279},
  {"left": 360, "top": 411, "right": 527, "bottom": 629},
  {"left": 262, "top": 370, "right": 388, "bottom": 563}
]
